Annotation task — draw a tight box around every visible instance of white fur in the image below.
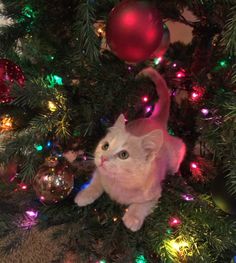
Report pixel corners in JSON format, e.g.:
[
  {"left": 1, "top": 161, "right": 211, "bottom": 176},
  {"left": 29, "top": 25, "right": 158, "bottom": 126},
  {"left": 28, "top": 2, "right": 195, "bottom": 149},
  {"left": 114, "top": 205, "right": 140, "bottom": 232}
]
[{"left": 71, "top": 68, "right": 186, "bottom": 231}]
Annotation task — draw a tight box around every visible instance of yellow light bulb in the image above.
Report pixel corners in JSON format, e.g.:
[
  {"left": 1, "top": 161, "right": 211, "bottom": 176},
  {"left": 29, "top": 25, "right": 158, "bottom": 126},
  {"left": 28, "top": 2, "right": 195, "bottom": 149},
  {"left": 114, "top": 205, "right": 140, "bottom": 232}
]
[
  {"left": 169, "top": 240, "right": 189, "bottom": 252},
  {"left": 98, "top": 28, "right": 103, "bottom": 34},
  {"left": 48, "top": 101, "right": 57, "bottom": 112},
  {"left": 0, "top": 115, "right": 13, "bottom": 131}
]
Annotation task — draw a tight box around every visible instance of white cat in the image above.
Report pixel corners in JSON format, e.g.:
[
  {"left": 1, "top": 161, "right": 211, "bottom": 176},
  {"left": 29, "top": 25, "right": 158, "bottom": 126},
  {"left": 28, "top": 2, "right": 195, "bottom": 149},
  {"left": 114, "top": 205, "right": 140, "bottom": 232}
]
[{"left": 66, "top": 67, "right": 186, "bottom": 232}]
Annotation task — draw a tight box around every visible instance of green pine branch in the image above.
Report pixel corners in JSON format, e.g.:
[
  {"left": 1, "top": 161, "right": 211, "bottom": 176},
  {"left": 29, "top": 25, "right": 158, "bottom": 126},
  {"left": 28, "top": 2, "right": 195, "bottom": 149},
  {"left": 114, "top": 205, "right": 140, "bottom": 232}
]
[
  {"left": 74, "top": 0, "right": 100, "bottom": 63},
  {"left": 221, "top": 4, "right": 236, "bottom": 56}
]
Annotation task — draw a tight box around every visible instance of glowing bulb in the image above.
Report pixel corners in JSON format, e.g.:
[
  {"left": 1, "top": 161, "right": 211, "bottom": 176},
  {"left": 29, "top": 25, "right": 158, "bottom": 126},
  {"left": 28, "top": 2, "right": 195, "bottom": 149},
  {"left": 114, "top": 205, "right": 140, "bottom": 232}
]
[
  {"left": 168, "top": 239, "right": 190, "bottom": 252},
  {"left": 47, "top": 141, "right": 52, "bottom": 147},
  {"left": 0, "top": 115, "right": 13, "bottom": 131},
  {"left": 191, "top": 92, "right": 198, "bottom": 99},
  {"left": 219, "top": 60, "right": 227, "bottom": 68},
  {"left": 40, "top": 196, "right": 45, "bottom": 201},
  {"left": 201, "top": 108, "right": 209, "bottom": 116},
  {"left": 191, "top": 162, "right": 197, "bottom": 169},
  {"left": 142, "top": 96, "right": 149, "bottom": 103},
  {"left": 48, "top": 101, "right": 57, "bottom": 112},
  {"left": 145, "top": 106, "right": 152, "bottom": 113},
  {"left": 154, "top": 57, "right": 162, "bottom": 65},
  {"left": 46, "top": 74, "right": 63, "bottom": 88},
  {"left": 172, "top": 63, "right": 177, "bottom": 67},
  {"left": 113, "top": 217, "right": 118, "bottom": 222},
  {"left": 97, "top": 28, "right": 103, "bottom": 34},
  {"left": 35, "top": 144, "right": 43, "bottom": 151},
  {"left": 181, "top": 193, "right": 194, "bottom": 201},
  {"left": 176, "top": 70, "right": 186, "bottom": 78},
  {"left": 191, "top": 86, "right": 205, "bottom": 102},
  {"left": 169, "top": 217, "right": 182, "bottom": 227},
  {"left": 135, "top": 254, "right": 147, "bottom": 263},
  {"left": 26, "top": 210, "right": 38, "bottom": 219},
  {"left": 20, "top": 184, "right": 27, "bottom": 190}
]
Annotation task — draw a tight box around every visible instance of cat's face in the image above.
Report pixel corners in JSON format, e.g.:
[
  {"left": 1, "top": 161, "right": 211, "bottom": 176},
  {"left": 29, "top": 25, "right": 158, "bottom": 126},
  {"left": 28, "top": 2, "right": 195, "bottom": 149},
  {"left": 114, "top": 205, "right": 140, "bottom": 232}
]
[{"left": 94, "top": 115, "right": 163, "bottom": 181}]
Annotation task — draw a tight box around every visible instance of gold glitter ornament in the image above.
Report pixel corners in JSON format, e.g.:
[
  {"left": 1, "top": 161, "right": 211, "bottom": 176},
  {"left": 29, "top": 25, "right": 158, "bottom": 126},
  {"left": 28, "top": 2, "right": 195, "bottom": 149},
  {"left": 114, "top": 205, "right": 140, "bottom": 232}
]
[{"left": 33, "top": 156, "right": 74, "bottom": 204}]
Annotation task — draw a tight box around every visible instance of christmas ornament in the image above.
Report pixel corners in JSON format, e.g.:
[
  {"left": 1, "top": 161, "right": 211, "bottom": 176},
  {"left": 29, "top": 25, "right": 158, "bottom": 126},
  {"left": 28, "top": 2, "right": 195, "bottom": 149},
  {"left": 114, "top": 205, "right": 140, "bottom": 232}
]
[
  {"left": 106, "top": 0, "right": 163, "bottom": 63},
  {"left": 33, "top": 156, "right": 74, "bottom": 204},
  {"left": 0, "top": 114, "right": 14, "bottom": 132},
  {"left": 212, "top": 173, "right": 236, "bottom": 215},
  {"left": 0, "top": 59, "right": 25, "bottom": 103},
  {"left": 150, "top": 24, "right": 170, "bottom": 59}
]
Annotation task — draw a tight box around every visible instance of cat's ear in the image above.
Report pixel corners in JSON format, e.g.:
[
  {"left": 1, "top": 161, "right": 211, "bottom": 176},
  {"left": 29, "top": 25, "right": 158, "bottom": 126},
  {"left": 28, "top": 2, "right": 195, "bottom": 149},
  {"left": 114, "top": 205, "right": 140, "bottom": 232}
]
[
  {"left": 142, "top": 129, "right": 163, "bottom": 161},
  {"left": 113, "top": 114, "right": 126, "bottom": 129}
]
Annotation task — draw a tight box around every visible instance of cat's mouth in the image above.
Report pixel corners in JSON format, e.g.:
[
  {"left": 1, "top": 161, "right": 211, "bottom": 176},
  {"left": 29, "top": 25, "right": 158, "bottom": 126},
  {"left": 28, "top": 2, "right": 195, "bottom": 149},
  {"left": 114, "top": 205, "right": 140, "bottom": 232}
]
[
  {"left": 98, "top": 163, "right": 106, "bottom": 169},
  {"left": 98, "top": 156, "right": 108, "bottom": 168}
]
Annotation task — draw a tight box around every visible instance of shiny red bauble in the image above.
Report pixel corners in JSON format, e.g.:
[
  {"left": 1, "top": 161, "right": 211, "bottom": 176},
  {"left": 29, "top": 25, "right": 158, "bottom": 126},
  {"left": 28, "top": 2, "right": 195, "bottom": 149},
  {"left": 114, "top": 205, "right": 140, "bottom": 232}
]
[
  {"left": 0, "top": 59, "right": 25, "bottom": 103},
  {"left": 106, "top": 0, "right": 163, "bottom": 63},
  {"left": 150, "top": 24, "right": 170, "bottom": 59}
]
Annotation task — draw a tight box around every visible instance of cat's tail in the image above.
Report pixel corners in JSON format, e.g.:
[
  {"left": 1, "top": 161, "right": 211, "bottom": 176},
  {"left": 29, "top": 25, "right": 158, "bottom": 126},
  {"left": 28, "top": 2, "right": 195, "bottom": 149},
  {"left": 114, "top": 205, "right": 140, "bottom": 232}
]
[{"left": 138, "top": 67, "right": 170, "bottom": 128}]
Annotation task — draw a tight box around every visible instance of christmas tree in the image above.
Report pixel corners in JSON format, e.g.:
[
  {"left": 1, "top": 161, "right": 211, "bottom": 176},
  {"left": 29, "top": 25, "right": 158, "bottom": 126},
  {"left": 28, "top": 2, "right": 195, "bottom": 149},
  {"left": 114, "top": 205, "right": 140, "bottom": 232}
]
[{"left": 0, "top": 0, "right": 236, "bottom": 262}]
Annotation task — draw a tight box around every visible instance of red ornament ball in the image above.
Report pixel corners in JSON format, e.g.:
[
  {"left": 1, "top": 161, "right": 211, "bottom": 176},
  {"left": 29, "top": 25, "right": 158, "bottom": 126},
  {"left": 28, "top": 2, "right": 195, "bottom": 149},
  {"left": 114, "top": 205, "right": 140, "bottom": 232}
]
[
  {"left": 0, "top": 59, "right": 25, "bottom": 103},
  {"left": 33, "top": 157, "right": 74, "bottom": 204},
  {"left": 106, "top": 0, "right": 163, "bottom": 63},
  {"left": 150, "top": 24, "right": 170, "bottom": 59}
]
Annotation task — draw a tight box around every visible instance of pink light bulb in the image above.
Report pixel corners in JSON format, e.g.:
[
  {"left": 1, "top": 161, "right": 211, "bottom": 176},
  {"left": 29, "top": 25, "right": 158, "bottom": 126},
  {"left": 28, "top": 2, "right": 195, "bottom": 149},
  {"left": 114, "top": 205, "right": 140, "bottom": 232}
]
[
  {"left": 26, "top": 210, "right": 38, "bottom": 219},
  {"left": 191, "top": 162, "right": 197, "bottom": 169},
  {"left": 201, "top": 108, "right": 209, "bottom": 115},
  {"left": 176, "top": 70, "right": 186, "bottom": 78},
  {"left": 181, "top": 193, "right": 194, "bottom": 201},
  {"left": 145, "top": 106, "right": 152, "bottom": 113},
  {"left": 21, "top": 184, "right": 27, "bottom": 190},
  {"left": 142, "top": 96, "right": 148, "bottom": 103},
  {"left": 169, "top": 217, "right": 182, "bottom": 227},
  {"left": 191, "top": 92, "right": 198, "bottom": 99}
]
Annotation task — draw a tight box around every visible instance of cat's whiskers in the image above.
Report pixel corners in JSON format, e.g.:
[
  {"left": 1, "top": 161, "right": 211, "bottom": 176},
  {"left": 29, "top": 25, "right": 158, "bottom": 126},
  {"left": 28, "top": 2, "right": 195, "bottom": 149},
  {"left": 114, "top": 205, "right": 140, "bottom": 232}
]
[{"left": 82, "top": 151, "right": 95, "bottom": 161}]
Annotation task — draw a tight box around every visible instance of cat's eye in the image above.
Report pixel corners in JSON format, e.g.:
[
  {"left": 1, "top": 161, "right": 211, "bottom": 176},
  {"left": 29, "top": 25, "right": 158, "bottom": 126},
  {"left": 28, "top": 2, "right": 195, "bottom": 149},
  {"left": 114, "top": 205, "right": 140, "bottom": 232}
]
[
  {"left": 102, "top": 142, "right": 109, "bottom": 151},
  {"left": 118, "top": 150, "right": 129, "bottom": 160}
]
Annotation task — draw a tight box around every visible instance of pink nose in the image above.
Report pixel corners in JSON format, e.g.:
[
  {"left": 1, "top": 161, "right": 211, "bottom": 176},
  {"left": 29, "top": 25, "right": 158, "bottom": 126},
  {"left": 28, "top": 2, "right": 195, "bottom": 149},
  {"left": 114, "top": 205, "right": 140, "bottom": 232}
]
[{"left": 101, "top": 156, "right": 108, "bottom": 166}]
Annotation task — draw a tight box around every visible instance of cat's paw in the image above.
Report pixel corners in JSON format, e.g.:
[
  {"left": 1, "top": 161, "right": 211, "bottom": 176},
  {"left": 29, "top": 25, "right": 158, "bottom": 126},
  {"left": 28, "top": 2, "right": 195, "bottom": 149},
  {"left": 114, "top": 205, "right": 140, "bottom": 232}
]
[
  {"left": 122, "top": 213, "right": 143, "bottom": 232},
  {"left": 74, "top": 191, "right": 95, "bottom": 207}
]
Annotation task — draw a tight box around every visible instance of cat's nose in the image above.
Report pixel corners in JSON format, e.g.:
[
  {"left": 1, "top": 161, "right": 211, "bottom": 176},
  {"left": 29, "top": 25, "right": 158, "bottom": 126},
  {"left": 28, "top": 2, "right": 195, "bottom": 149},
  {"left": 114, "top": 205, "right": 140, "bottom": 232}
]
[{"left": 101, "top": 156, "right": 108, "bottom": 165}]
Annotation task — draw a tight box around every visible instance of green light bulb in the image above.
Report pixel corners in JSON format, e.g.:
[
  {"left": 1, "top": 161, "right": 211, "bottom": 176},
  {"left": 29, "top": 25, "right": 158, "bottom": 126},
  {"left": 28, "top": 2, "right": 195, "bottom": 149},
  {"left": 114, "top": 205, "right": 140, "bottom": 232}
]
[
  {"left": 219, "top": 59, "right": 228, "bottom": 68},
  {"left": 154, "top": 57, "right": 162, "bottom": 65},
  {"left": 166, "top": 228, "right": 173, "bottom": 235},
  {"left": 46, "top": 74, "right": 63, "bottom": 88},
  {"left": 35, "top": 145, "right": 43, "bottom": 151},
  {"left": 22, "top": 5, "right": 36, "bottom": 18},
  {"left": 54, "top": 75, "right": 63, "bottom": 85},
  {"left": 168, "top": 128, "right": 175, "bottom": 136},
  {"left": 135, "top": 254, "right": 147, "bottom": 263}
]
